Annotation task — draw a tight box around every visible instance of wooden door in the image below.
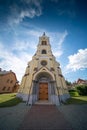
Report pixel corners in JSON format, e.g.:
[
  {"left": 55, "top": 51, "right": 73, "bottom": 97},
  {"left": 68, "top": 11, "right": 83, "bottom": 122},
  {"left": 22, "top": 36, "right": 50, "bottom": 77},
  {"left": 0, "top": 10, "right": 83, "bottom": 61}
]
[{"left": 39, "top": 83, "right": 48, "bottom": 100}]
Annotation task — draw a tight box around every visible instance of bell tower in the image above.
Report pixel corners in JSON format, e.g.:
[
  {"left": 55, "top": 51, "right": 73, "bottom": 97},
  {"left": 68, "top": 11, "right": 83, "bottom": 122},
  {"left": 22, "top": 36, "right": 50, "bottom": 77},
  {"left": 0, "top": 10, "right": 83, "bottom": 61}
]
[
  {"left": 35, "top": 32, "right": 52, "bottom": 56},
  {"left": 17, "top": 33, "right": 70, "bottom": 105}
]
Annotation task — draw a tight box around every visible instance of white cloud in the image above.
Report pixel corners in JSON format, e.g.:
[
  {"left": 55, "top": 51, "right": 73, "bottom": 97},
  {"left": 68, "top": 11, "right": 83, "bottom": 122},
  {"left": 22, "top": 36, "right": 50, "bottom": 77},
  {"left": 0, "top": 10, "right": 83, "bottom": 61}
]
[
  {"left": 58, "top": 30, "right": 68, "bottom": 48},
  {"left": 0, "top": 42, "right": 32, "bottom": 82},
  {"left": 51, "top": 30, "right": 68, "bottom": 57},
  {"left": 13, "top": 40, "right": 37, "bottom": 51},
  {"left": 27, "top": 30, "right": 43, "bottom": 37},
  {"left": 53, "top": 50, "right": 63, "bottom": 57},
  {"left": 8, "top": 0, "right": 42, "bottom": 25},
  {"left": 66, "top": 48, "right": 87, "bottom": 71}
]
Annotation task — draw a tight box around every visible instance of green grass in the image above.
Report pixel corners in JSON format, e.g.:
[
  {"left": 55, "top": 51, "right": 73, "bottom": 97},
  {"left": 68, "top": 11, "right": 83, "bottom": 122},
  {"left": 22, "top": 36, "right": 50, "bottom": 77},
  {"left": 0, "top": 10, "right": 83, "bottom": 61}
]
[
  {"left": 0, "top": 93, "right": 22, "bottom": 107},
  {"left": 65, "top": 96, "right": 87, "bottom": 105}
]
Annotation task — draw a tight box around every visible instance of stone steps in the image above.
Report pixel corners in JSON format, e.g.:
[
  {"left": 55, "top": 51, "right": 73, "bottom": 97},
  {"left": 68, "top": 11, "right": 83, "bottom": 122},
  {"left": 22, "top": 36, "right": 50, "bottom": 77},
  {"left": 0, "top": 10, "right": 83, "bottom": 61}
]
[{"left": 35, "top": 100, "right": 53, "bottom": 105}]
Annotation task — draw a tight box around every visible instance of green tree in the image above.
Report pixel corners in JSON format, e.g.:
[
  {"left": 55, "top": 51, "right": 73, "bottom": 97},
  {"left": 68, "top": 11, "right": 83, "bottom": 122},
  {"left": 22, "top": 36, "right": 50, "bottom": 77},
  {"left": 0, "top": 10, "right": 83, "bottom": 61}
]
[
  {"left": 66, "top": 80, "right": 71, "bottom": 86},
  {"left": 76, "top": 85, "right": 87, "bottom": 96}
]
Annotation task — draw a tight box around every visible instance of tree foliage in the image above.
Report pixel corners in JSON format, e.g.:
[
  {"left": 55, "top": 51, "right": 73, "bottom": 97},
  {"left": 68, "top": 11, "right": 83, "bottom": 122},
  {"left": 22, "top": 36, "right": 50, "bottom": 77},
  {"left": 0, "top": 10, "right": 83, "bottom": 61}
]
[
  {"left": 76, "top": 85, "right": 87, "bottom": 96},
  {"left": 66, "top": 80, "right": 71, "bottom": 86}
]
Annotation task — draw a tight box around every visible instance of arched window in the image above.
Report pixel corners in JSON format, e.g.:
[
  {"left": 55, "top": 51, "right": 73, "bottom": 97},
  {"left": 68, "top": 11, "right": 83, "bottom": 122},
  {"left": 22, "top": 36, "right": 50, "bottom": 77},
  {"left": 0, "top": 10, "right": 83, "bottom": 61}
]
[
  {"left": 42, "top": 41, "right": 47, "bottom": 45},
  {"left": 42, "top": 50, "right": 46, "bottom": 54}
]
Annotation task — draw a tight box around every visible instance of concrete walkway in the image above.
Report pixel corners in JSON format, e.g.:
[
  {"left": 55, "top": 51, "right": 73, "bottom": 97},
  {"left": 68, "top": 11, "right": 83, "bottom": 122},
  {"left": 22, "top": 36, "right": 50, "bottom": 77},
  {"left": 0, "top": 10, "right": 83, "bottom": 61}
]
[
  {"left": 0, "top": 103, "right": 87, "bottom": 130},
  {"left": 18, "top": 104, "right": 73, "bottom": 130},
  {"left": 0, "top": 103, "right": 29, "bottom": 130},
  {"left": 58, "top": 104, "right": 87, "bottom": 130}
]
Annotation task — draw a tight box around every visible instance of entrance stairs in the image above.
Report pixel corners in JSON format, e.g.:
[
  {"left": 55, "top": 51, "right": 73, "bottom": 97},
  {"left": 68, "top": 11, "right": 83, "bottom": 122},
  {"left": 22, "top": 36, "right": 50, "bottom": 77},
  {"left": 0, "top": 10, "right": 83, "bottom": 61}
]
[{"left": 35, "top": 100, "right": 53, "bottom": 105}]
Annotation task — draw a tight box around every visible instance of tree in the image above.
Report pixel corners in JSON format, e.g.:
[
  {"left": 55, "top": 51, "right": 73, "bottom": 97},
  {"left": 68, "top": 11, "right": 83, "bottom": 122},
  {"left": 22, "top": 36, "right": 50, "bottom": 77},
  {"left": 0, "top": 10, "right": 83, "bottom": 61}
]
[{"left": 66, "top": 80, "right": 72, "bottom": 86}]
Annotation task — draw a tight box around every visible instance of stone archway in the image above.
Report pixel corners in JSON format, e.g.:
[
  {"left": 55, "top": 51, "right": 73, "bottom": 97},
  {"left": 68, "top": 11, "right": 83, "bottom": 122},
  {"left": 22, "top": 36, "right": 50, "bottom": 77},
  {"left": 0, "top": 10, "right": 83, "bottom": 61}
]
[
  {"left": 33, "top": 67, "right": 55, "bottom": 82},
  {"left": 32, "top": 71, "right": 56, "bottom": 103},
  {"left": 35, "top": 72, "right": 53, "bottom": 101}
]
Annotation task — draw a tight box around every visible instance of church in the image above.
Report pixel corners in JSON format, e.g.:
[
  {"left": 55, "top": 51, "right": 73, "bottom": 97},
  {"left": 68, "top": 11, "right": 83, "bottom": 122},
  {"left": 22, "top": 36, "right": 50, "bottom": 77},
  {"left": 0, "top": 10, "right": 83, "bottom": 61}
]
[{"left": 17, "top": 33, "right": 70, "bottom": 105}]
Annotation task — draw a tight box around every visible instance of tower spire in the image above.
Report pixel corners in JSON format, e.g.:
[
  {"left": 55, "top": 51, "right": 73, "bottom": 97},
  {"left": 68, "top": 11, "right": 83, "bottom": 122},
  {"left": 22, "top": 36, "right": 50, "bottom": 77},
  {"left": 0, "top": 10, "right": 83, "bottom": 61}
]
[{"left": 43, "top": 32, "right": 45, "bottom": 36}]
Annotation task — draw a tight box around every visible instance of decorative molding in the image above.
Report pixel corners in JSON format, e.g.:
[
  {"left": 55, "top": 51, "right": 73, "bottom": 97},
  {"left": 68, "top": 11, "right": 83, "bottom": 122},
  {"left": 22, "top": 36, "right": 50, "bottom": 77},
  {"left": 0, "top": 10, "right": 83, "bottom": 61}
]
[
  {"left": 24, "top": 73, "right": 29, "bottom": 76},
  {"left": 59, "top": 74, "right": 63, "bottom": 77}
]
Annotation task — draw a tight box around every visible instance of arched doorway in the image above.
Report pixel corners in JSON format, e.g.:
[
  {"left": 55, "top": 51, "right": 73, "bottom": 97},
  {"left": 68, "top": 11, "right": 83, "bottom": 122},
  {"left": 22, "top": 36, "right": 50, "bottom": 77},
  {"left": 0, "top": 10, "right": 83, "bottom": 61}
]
[
  {"left": 32, "top": 71, "right": 55, "bottom": 103},
  {"left": 36, "top": 72, "right": 53, "bottom": 101}
]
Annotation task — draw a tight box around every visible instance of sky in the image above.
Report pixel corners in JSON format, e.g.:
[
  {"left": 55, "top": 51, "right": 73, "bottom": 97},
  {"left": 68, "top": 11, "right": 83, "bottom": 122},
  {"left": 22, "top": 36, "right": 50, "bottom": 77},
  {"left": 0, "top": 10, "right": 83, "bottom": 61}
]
[{"left": 0, "top": 0, "right": 87, "bottom": 83}]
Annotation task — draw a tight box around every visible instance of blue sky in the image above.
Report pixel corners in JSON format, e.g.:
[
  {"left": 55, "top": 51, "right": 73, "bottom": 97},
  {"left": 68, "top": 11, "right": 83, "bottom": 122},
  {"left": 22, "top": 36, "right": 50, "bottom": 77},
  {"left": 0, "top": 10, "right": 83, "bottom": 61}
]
[{"left": 0, "top": 0, "right": 87, "bottom": 83}]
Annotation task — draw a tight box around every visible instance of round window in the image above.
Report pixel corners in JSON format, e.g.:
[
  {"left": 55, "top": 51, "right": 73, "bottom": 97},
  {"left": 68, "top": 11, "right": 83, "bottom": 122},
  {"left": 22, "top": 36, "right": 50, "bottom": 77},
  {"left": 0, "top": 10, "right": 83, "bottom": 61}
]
[{"left": 41, "top": 61, "right": 47, "bottom": 66}]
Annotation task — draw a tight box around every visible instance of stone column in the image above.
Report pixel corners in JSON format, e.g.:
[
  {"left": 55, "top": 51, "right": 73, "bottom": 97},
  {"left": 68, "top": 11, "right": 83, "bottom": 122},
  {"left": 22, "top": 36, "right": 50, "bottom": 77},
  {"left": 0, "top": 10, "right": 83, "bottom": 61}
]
[
  {"left": 50, "top": 81, "right": 60, "bottom": 105},
  {"left": 32, "top": 80, "right": 38, "bottom": 104}
]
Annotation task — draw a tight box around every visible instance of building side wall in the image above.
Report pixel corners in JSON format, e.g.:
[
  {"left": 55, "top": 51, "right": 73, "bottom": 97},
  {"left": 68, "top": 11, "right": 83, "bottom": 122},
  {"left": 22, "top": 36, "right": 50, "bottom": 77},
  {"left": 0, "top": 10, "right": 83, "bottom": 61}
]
[{"left": 0, "top": 72, "right": 18, "bottom": 93}]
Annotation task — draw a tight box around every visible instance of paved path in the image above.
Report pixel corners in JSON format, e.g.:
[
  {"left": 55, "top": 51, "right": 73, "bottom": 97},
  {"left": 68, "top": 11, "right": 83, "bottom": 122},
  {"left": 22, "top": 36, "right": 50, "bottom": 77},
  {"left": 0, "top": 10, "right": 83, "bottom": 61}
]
[
  {"left": 18, "top": 105, "right": 73, "bottom": 130},
  {"left": 58, "top": 104, "right": 87, "bottom": 130},
  {"left": 0, "top": 103, "right": 29, "bottom": 130},
  {"left": 0, "top": 103, "right": 87, "bottom": 130}
]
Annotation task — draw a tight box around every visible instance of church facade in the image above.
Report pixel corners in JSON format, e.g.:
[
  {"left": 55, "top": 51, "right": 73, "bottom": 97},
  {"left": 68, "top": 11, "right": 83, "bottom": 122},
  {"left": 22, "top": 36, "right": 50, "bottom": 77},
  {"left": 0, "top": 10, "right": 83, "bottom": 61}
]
[{"left": 17, "top": 33, "right": 70, "bottom": 105}]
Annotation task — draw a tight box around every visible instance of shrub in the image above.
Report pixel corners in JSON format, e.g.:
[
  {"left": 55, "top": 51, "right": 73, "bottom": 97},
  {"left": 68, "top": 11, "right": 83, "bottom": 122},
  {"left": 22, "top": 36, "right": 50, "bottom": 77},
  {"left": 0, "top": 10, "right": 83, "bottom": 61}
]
[
  {"left": 76, "top": 85, "right": 87, "bottom": 96},
  {"left": 69, "top": 89, "right": 76, "bottom": 92},
  {"left": 69, "top": 91, "right": 79, "bottom": 97}
]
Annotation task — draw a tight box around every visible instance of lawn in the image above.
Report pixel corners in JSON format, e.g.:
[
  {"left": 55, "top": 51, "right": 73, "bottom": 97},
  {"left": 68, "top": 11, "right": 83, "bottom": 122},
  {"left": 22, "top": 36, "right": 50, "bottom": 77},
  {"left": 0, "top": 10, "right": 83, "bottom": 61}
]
[
  {"left": 0, "top": 93, "right": 22, "bottom": 107},
  {"left": 65, "top": 96, "right": 87, "bottom": 105}
]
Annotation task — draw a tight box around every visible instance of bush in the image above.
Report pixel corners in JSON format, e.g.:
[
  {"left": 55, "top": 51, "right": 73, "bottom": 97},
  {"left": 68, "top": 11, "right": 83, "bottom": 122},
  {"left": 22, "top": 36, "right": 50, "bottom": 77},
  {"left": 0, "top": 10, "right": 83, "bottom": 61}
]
[
  {"left": 76, "top": 85, "right": 87, "bottom": 96},
  {"left": 69, "top": 91, "right": 79, "bottom": 97},
  {"left": 69, "top": 89, "right": 76, "bottom": 92}
]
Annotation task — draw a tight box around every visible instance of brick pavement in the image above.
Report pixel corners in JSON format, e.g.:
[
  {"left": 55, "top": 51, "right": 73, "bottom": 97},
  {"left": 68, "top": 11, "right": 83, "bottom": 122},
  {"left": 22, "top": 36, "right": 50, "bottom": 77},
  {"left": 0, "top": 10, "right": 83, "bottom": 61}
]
[{"left": 18, "top": 104, "right": 73, "bottom": 130}]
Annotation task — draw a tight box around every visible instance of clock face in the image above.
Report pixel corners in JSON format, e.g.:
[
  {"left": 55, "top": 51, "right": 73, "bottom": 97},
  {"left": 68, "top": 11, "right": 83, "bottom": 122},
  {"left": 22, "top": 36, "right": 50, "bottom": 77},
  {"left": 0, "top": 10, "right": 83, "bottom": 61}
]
[{"left": 41, "top": 60, "right": 47, "bottom": 66}]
